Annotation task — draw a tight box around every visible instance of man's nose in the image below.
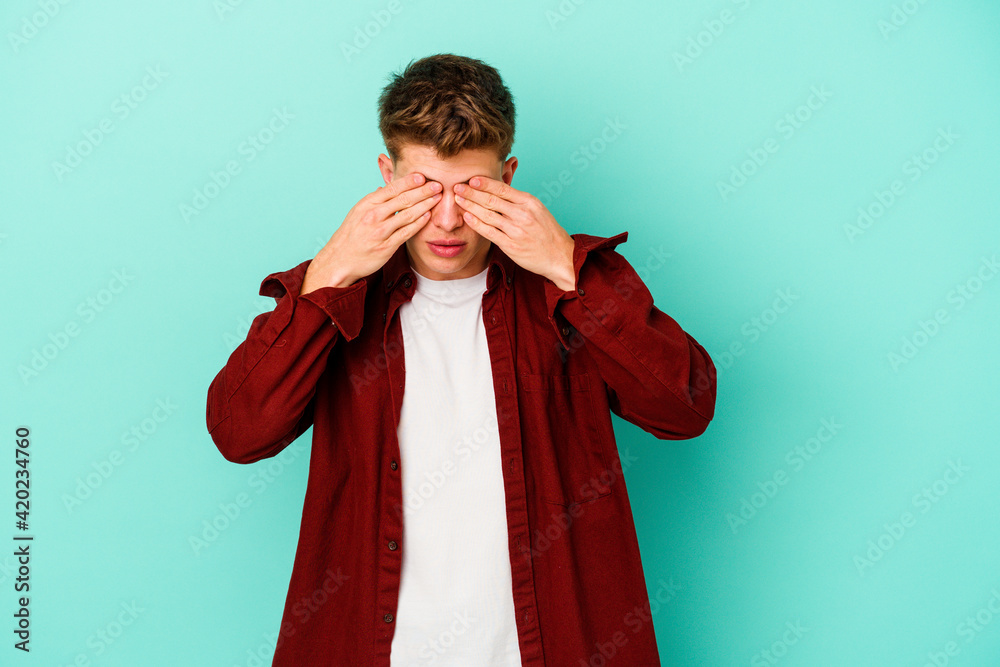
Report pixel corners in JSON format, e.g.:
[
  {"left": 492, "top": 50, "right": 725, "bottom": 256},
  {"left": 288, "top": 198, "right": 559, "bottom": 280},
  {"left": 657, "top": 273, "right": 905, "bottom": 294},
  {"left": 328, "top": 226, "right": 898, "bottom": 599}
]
[{"left": 429, "top": 189, "right": 465, "bottom": 232}]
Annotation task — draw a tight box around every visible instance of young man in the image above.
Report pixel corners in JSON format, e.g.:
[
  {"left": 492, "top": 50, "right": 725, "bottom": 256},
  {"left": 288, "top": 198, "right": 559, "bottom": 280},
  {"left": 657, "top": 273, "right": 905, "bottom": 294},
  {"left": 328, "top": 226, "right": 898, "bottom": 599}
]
[{"left": 206, "top": 53, "right": 716, "bottom": 666}]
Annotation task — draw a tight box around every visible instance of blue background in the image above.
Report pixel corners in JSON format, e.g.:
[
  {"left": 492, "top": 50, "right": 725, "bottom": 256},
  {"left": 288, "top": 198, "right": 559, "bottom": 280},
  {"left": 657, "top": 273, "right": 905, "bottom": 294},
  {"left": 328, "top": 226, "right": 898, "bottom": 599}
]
[{"left": 2, "top": 0, "right": 999, "bottom": 664}]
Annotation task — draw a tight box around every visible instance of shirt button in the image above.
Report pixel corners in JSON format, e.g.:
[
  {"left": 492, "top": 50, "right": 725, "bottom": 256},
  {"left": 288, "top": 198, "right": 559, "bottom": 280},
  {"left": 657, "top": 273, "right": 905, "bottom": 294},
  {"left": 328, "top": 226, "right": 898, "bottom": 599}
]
[
  {"left": 578, "top": 287, "right": 585, "bottom": 296},
  {"left": 383, "top": 312, "right": 387, "bottom": 322},
  {"left": 388, "top": 540, "right": 398, "bottom": 550},
  {"left": 403, "top": 277, "right": 411, "bottom": 288},
  {"left": 390, "top": 460, "right": 398, "bottom": 470},
  {"left": 384, "top": 613, "right": 394, "bottom": 623},
  {"left": 386, "top": 280, "right": 394, "bottom": 289},
  {"left": 506, "top": 275, "right": 512, "bottom": 285},
  {"left": 561, "top": 326, "right": 570, "bottom": 336}
]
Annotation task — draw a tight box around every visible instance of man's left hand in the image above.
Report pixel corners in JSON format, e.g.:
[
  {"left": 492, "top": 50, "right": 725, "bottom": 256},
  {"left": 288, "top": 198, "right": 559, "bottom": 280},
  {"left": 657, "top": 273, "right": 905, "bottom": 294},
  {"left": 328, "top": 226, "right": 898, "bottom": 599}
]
[{"left": 453, "top": 177, "right": 576, "bottom": 291}]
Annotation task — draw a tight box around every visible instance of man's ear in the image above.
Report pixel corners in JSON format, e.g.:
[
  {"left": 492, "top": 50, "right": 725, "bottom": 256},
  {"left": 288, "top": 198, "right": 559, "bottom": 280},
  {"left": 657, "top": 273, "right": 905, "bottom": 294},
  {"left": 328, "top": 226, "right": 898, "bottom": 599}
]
[
  {"left": 377, "top": 153, "right": 395, "bottom": 186},
  {"left": 501, "top": 155, "right": 518, "bottom": 185}
]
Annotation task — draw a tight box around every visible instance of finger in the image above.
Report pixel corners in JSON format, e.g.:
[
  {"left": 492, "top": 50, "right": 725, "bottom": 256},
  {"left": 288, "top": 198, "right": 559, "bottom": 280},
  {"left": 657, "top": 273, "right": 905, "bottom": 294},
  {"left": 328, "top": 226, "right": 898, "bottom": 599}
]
[
  {"left": 387, "top": 189, "right": 440, "bottom": 232},
  {"left": 378, "top": 180, "right": 442, "bottom": 220},
  {"left": 369, "top": 172, "right": 426, "bottom": 206},
  {"left": 455, "top": 194, "right": 509, "bottom": 235},
  {"left": 466, "top": 176, "right": 526, "bottom": 206},
  {"left": 454, "top": 182, "right": 516, "bottom": 219},
  {"left": 460, "top": 210, "right": 504, "bottom": 246},
  {"left": 387, "top": 206, "right": 433, "bottom": 247}
]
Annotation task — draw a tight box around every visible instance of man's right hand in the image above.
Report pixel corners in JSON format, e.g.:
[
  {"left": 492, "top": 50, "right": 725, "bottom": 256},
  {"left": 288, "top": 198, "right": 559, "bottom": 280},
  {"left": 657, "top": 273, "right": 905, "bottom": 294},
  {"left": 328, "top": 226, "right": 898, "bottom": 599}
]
[{"left": 300, "top": 172, "right": 442, "bottom": 295}]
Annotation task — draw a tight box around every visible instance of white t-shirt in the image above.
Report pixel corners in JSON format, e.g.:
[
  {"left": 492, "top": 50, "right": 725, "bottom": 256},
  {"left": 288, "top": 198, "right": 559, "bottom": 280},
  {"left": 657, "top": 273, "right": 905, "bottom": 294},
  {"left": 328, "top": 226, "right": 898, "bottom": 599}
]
[{"left": 389, "top": 265, "right": 522, "bottom": 667}]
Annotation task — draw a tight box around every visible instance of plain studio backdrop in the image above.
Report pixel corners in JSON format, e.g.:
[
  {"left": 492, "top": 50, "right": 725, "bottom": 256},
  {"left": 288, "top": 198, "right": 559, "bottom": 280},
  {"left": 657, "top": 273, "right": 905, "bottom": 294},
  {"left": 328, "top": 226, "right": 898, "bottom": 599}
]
[{"left": 2, "top": 0, "right": 999, "bottom": 664}]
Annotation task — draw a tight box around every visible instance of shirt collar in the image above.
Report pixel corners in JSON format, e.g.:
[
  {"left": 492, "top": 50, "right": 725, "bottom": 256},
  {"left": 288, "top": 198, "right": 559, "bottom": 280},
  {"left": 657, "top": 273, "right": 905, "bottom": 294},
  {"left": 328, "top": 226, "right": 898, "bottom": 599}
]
[{"left": 382, "top": 242, "right": 515, "bottom": 294}]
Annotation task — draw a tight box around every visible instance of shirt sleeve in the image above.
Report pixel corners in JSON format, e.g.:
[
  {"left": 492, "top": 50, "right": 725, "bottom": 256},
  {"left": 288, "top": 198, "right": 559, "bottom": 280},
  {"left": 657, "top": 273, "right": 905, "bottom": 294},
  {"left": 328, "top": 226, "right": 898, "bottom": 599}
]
[
  {"left": 543, "top": 232, "right": 717, "bottom": 439},
  {"left": 205, "top": 259, "right": 368, "bottom": 463}
]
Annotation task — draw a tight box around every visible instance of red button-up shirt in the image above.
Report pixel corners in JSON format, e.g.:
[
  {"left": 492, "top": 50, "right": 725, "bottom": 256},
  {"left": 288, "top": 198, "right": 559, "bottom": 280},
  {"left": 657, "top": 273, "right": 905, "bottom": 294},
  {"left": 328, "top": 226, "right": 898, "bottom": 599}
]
[{"left": 205, "top": 231, "right": 717, "bottom": 666}]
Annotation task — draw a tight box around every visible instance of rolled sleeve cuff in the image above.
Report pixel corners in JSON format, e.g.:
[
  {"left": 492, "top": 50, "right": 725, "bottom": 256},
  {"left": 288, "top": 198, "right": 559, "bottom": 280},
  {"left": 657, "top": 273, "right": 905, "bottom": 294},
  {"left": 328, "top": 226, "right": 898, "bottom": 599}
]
[
  {"left": 259, "top": 260, "right": 368, "bottom": 342},
  {"left": 543, "top": 231, "right": 629, "bottom": 342}
]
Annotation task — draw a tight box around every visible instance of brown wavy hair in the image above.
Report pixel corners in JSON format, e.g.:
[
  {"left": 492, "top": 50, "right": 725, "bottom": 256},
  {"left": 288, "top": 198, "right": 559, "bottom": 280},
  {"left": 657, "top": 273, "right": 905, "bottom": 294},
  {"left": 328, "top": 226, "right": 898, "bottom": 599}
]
[{"left": 377, "top": 53, "right": 516, "bottom": 165}]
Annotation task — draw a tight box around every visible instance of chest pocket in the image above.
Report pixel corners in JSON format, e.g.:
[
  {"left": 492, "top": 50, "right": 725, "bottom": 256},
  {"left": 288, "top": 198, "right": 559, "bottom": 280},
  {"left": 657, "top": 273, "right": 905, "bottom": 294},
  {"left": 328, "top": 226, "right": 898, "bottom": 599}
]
[{"left": 518, "top": 372, "right": 613, "bottom": 507}]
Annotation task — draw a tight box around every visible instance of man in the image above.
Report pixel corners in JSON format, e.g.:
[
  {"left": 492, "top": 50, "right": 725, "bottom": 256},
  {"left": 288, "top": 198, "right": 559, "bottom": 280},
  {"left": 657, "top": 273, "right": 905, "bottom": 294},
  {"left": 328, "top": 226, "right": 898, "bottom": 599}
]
[{"left": 206, "top": 53, "right": 716, "bottom": 666}]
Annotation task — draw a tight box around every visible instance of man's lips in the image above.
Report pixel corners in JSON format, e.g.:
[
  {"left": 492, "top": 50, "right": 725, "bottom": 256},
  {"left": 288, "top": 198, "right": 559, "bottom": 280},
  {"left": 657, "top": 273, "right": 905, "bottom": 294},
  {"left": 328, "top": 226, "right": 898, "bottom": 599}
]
[{"left": 427, "top": 241, "right": 466, "bottom": 258}]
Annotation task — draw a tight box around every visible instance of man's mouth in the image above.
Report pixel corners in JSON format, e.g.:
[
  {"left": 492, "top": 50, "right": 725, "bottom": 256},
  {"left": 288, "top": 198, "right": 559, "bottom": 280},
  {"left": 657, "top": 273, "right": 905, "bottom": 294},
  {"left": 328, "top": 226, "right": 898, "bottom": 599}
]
[{"left": 428, "top": 241, "right": 466, "bottom": 258}]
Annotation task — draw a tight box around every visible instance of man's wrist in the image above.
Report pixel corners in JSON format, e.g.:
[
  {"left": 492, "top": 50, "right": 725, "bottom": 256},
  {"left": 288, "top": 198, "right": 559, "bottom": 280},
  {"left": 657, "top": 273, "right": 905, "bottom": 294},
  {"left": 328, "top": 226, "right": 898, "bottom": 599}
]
[
  {"left": 301, "top": 265, "right": 357, "bottom": 296},
  {"left": 548, "top": 237, "right": 577, "bottom": 292}
]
